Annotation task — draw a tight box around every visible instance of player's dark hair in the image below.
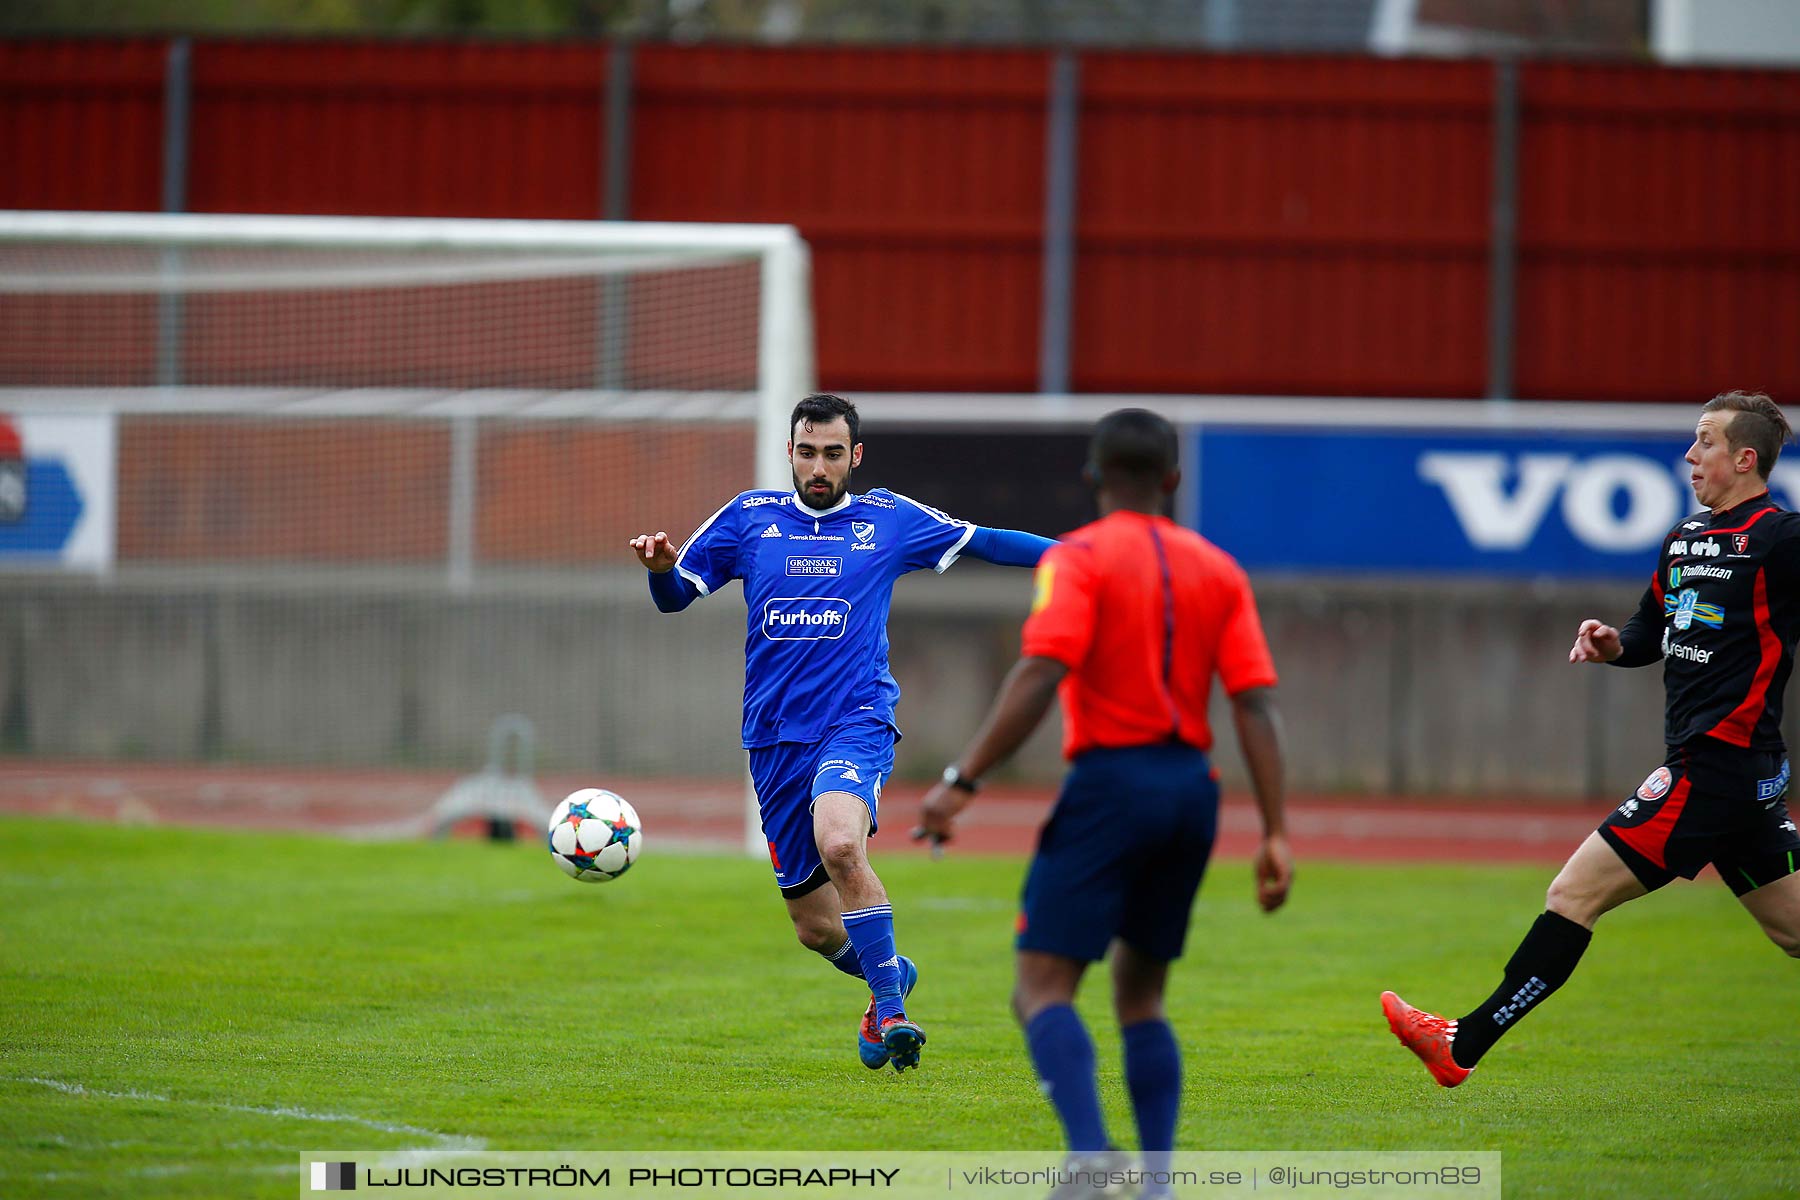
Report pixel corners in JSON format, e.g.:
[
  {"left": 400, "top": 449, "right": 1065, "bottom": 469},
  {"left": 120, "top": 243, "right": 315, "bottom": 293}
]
[
  {"left": 1704, "top": 390, "right": 1791, "bottom": 480},
  {"left": 1088, "top": 408, "right": 1178, "bottom": 487},
  {"left": 791, "top": 392, "right": 860, "bottom": 445}
]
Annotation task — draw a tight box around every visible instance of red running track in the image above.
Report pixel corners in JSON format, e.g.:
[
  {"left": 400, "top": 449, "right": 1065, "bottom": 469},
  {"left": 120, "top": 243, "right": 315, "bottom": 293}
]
[{"left": 0, "top": 760, "right": 1604, "bottom": 866}]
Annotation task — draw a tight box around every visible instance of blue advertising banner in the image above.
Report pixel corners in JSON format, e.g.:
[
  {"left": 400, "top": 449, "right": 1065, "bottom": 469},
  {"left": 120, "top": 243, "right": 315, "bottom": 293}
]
[{"left": 1190, "top": 425, "right": 1800, "bottom": 579}]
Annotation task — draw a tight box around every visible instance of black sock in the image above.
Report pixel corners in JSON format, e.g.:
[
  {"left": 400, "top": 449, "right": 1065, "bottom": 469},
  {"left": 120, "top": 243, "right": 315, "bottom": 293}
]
[{"left": 1452, "top": 910, "right": 1591, "bottom": 1069}]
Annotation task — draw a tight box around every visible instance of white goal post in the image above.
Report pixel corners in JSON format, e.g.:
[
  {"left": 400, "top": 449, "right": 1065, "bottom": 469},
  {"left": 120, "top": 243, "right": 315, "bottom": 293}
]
[
  {"left": 0, "top": 210, "right": 813, "bottom": 852},
  {"left": 0, "top": 209, "right": 812, "bottom": 496}
]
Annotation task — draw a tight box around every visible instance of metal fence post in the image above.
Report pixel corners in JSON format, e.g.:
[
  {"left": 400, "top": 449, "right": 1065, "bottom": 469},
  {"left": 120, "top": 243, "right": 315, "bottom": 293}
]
[
  {"left": 1486, "top": 57, "right": 1521, "bottom": 402},
  {"left": 157, "top": 37, "right": 192, "bottom": 388},
  {"left": 1038, "top": 50, "right": 1080, "bottom": 395},
  {"left": 600, "top": 39, "right": 635, "bottom": 392}
]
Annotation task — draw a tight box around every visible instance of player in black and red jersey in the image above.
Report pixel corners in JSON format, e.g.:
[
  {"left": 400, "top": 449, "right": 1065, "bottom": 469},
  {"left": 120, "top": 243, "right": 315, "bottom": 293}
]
[{"left": 1384, "top": 390, "right": 1800, "bottom": 1087}]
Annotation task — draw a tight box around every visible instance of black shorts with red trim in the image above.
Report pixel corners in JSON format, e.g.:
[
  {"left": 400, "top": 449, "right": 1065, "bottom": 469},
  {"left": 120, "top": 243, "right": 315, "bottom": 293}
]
[{"left": 1599, "top": 738, "right": 1800, "bottom": 897}]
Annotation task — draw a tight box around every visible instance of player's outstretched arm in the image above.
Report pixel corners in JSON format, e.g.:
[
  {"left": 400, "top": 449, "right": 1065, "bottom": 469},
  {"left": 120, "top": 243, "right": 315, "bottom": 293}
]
[
  {"left": 1569, "top": 619, "right": 1623, "bottom": 664},
  {"left": 1230, "top": 685, "right": 1292, "bottom": 914},
  {"left": 962, "top": 526, "right": 1056, "bottom": 568},
  {"left": 628, "top": 531, "right": 698, "bottom": 613}
]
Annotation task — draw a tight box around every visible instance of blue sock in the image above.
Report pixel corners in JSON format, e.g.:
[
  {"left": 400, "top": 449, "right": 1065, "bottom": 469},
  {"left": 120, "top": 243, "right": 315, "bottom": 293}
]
[
  {"left": 842, "top": 904, "right": 905, "bottom": 1022},
  {"left": 1123, "top": 1019, "right": 1181, "bottom": 1189},
  {"left": 1025, "top": 1004, "right": 1109, "bottom": 1152},
  {"left": 820, "top": 936, "right": 865, "bottom": 980}
]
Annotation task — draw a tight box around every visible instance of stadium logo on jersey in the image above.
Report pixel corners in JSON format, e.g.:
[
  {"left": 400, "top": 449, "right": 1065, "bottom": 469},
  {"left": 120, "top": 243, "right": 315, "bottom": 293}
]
[
  {"left": 1735, "top": 534, "right": 1751, "bottom": 553},
  {"left": 742, "top": 494, "right": 790, "bottom": 507},
  {"left": 761, "top": 523, "right": 782, "bottom": 539},
  {"left": 785, "top": 556, "right": 841, "bottom": 576},
  {"left": 852, "top": 521, "right": 877, "bottom": 546},
  {"left": 763, "top": 597, "right": 852, "bottom": 640},
  {"left": 1635, "top": 766, "right": 1673, "bottom": 804},
  {"left": 1665, "top": 588, "right": 1723, "bottom": 631}
]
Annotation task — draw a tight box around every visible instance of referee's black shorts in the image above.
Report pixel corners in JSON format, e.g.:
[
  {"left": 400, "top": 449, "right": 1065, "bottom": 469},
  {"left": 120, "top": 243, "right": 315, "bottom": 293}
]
[
  {"left": 1017, "top": 741, "right": 1219, "bottom": 963},
  {"left": 1599, "top": 738, "right": 1800, "bottom": 897}
]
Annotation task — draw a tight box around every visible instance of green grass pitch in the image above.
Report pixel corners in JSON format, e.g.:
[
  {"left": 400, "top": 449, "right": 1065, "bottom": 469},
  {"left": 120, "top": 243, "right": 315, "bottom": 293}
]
[{"left": 1, "top": 815, "right": 1795, "bottom": 1199}]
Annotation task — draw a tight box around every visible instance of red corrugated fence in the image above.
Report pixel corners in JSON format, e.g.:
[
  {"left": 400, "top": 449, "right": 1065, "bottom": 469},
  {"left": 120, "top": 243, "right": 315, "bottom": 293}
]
[{"left": 2, "top": 38, "right": 1797, "bottom": 402}]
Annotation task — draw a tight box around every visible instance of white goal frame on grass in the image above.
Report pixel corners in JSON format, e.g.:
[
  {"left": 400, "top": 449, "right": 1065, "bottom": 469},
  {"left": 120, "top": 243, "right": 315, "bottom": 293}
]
[{"left": 0, "top": 209, "right": 815, "bottom": 855}]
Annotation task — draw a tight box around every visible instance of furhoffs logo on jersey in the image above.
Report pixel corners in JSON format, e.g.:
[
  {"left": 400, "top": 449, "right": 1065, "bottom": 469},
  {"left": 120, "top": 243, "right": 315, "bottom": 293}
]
[
  {"left": 1735, "top": 534, "right": 1751, "bottom": 553},
  {"left": 762, "top": 596, "right": 852, "bottom": 640}
]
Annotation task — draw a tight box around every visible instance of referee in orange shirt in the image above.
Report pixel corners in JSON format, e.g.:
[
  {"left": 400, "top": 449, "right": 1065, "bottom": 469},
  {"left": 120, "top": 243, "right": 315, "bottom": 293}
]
[{"left": 918, "top": 408, "right": 1291, "bottom": 1190}]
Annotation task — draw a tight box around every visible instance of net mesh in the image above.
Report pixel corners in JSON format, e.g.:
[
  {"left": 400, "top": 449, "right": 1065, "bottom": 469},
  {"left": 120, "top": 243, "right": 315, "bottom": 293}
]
[{"left": 0, "top": 232, "right": 781, "bottom": 831}]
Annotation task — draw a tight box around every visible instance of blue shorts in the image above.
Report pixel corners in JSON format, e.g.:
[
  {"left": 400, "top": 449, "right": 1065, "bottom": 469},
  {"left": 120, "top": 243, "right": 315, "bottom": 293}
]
[
  {"left": 748, "top": 714, "right": 895, "bottom": 898},
  {"left": 1018, "top": 742, "right": 1219, "bottom": 963}
]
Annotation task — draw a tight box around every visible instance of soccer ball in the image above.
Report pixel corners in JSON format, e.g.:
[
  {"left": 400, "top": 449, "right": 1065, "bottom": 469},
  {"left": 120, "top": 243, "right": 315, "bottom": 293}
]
[{"left": 547, "top": 788, "right": 643, "bottom": 883}]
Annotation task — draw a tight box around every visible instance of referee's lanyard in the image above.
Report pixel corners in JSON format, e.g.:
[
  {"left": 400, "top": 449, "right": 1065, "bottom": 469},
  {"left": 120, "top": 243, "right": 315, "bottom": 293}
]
[{"left": 1144, "top": 521, "right": 1180, "bottom": 738}]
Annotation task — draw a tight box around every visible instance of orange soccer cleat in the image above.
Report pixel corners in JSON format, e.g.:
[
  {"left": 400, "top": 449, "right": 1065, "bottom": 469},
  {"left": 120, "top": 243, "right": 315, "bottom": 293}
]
[{"left": 1381, "top": 990, "right": 1472, "bottom": 1088}]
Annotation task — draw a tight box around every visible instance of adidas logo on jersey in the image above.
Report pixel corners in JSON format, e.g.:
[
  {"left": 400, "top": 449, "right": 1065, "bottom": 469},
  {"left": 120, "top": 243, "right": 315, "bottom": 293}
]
[
  {"left": 760, "top": 523, "right": 781, "bottom": 538},
  {"left": 838, "top": 767, "right": 862, "bottom": 783}
]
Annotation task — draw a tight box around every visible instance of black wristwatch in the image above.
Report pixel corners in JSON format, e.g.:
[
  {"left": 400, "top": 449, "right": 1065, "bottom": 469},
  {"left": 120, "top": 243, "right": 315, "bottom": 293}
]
[{"left": 940, "top": 765, "right": 981, "bottom": 794}]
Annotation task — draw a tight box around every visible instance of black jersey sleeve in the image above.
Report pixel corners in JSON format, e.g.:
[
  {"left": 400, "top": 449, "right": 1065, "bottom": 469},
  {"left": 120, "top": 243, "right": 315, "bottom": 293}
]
[
  {"left": 1762, "top": 521, "right": 1800, "bottom": 592},
  {"left": 1611, "top": 583, "right": 1665, "bottom": 668}
]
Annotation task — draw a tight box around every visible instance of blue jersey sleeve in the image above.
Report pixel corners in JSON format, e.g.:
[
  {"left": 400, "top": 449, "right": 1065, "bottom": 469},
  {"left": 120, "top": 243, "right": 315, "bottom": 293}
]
[
  {"left": 964, "top": 525, "right": 1055, "bottom": 567},
  {"left": 892, "top": 492, "right": 978, "bottom": 573},
  {"left": 647, "top": 568, "right": 700, "bottom": 613},
  {"left": 673, "top": 497, "right": 744, "bottom": 596}
]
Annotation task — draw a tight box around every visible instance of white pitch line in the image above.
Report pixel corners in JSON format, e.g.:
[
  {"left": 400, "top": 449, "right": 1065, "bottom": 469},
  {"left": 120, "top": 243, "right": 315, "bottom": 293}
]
[{"left": 15, "top": 1077, "right": 485, "bottom": 1150}]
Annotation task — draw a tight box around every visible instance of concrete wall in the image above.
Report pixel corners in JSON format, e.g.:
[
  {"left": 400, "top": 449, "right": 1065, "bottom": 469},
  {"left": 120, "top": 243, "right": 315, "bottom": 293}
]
[{"left": 0, "top": 562, "right": 1714, "bottom": 800}]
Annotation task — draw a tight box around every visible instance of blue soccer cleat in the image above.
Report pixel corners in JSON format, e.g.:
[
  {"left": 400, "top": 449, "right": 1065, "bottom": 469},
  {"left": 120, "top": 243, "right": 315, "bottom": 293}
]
[
  {"left": 879, "top": 1015, "right": 927, "bottom": 1073},
  {"left": 857, "top": 955, "right": 918, "bottom": 1070}
]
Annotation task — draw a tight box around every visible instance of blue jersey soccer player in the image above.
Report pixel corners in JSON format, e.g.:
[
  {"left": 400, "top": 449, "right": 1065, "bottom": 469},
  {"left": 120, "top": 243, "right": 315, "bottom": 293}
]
[{"left": 629, "top": 392, "right": 1052, "bottom": 1073}]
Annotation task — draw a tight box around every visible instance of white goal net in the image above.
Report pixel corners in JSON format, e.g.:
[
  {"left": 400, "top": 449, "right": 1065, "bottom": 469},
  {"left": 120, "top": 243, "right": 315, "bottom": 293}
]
[{"left": 0, "top": 211, "right": 812, "bottom": 846}]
